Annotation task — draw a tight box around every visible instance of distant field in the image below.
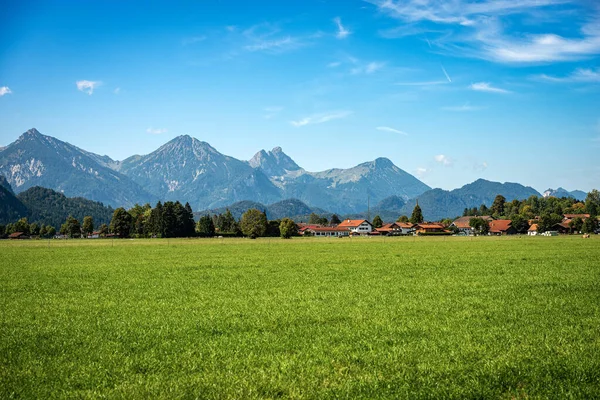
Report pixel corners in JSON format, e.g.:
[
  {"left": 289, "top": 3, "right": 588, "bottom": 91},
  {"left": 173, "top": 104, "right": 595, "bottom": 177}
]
[{"left": 1, "top": 236, "right": 599, "bottom": 399}]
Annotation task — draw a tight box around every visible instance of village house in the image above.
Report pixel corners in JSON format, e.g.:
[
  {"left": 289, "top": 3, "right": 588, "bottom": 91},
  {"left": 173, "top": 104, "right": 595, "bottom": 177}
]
[
  {"left": 336, "top": 219, "right": 373, "bottom": 235},
  {"left": 488, "top": 220, "right": 517, "bottom": 235},
  {"left": 527, "top": 224, "right": 538, "bottom": 236},
  {"left": 303, "top": 226, "right": 350, "bottom": 237},
  {"left": 375, "top": 222, "right": 414, "bottom": 236},
  {"left": 297, "top": 224, "right": 323, "bottom": 236},
  {"left": 451, "top": 216, "right": 494, "bottom": 235},
  {"left": 396, "top": 222, "right": 416, "bottom": 235},
  {"left": 414, "top": 223, "right": 446, "bottom": 234},
  {"left": 8, "top": 232, "right": 28, "bottom": 240}
]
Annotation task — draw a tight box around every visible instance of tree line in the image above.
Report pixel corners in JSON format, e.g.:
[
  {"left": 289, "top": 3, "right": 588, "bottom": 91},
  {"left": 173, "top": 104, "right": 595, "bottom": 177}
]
[{"left": 463, "top": 190, "right": 600, "bottom": 234}]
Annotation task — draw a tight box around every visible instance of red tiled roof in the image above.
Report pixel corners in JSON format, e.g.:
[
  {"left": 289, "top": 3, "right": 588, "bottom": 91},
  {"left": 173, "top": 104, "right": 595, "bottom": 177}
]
[
  {"left": 416, "top": 223, "right": 445, "bottom": 229},
  {"left": 337, "top": 219, "right": 369, "bottom": 228},
  {"left": 309, "top": 227, "right": 350, "bottom": 232},
  {"left": 396, "top": 222, "right": 415, "bottom": 229},
  {"left": 380, "top": 223, "right": 400, "bottom": 230},
  {"left": 8, "top": 232, "right": 24, "bottom": 238},
  {"left": 564, "top": 214, "right": 590, "bottom": 219},
  {"left": 489, "top": 219, "right": 512, "bottom": 233},
  {"left": 528, "top": 224, "right": 538, "bottom": 231},
  {"left": 452, "top": 216, "right": 493, "bottom": 229}
]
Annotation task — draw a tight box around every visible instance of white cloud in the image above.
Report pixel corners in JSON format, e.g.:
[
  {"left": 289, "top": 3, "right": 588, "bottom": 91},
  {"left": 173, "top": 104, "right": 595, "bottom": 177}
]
[
  {"left": 0, "top": 86, "right": 12, "bottom": 96},
  {"left": 442, "top": 102, "right": 482, "bottom": 111},
  {"left": 113, "top": 87, "right": 121, "bottom": 95},
  {"left": 351, "top": 61, "right": 385, "bottom": 75},
  {"left": 415, "top": 167, "right": 429, "bottom": 179},
  {"left": 535, "top": 67, "right": 600, "bottom": 83},
  {"left": 147, "top": 127, "right": 168, "bottom": 135},
  {"left": 376, "top": 126, "right": 408, "bottom": 135},
  {"left": 245, "top": 36, "right": 297, "bottom": 52},
  {"left": 291, "top": 111, "right": 352, "bottom": 127},
  {"left": 334, "top": 17, "right": 351, "bottom": 39},
  {"left": 327, "top": 61, "right": 342, "bottom": 68},
  {"left": 470, "top": 82, "right": 510, "bottom": 94},
  {"left": 366, "top": 0, "right": 600, "bottom": 64},
  {"left": 434, "top": 154, "right": 453, "bottom": 166},
  {"left": 76, "top": 80, "right": 102, "bottom": 95}
]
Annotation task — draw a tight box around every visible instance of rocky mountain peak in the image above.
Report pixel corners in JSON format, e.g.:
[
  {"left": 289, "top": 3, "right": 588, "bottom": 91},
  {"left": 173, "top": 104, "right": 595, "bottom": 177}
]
[{"left": 249, "top": 147, "right": 301, "bottom": 177}]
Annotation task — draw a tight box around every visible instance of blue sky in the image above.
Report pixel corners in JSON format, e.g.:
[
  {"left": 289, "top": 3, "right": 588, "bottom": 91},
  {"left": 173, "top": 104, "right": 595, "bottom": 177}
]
[{"left": 1, "top": 0, "right": 599, "bottom": 193}]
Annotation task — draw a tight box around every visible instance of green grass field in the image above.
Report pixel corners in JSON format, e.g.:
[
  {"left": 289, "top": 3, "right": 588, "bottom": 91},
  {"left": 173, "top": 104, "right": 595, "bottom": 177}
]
[{"left": 1, "top": 236, "right": 599, "bottom": 399}]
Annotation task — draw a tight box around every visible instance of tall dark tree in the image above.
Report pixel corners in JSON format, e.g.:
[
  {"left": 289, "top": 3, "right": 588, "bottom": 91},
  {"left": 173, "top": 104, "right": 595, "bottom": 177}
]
[
  {"left": 82, "top": 216, "right": 94, "bottom": 237},
  {"left": 372, "top": 215, "right": 383, "bottom": 228},
  {"left": 330, "top": 214, "right": 341, "bottom": 225},
  {"left": 196, "top": 215, "right": 215, "bottom": 237},
  {"left": 279, "top": 218, "right": 298, "bottom": 239},
  {"left": 110, "top": 208, "right": 133, "bottom": 238},
  {"left": 62, "top": 215, "right": 81, "bottom": 238},
  {"left": 216, "top": 209, "right": 238, "bottom": 233},
  {"left": 510, "top": 214, "right": 529, "bottom": 234},
  {"left": 182, "top": 202, "right": 196, "bottom": 237},
  {"left": 29, "top": 222, "right": 40, "bottom": 236},
  {"left": 146, "top": 201, "right": 163, "bottom": 237},
  {"left": 586, "top": 189, "right": 600, "bottom": 217},
  {"left": 491, "top": 195, "right": 506, "bottom": 217},
  {"left": 240, "top": 208, "right": 267, "bottom": 239},
  {"left": 410, "top": 203, "right": 424, "bottom": 224},
  {"left": 582, "top": 217, "right": 598, "bottom": 234},
  {"left": 161, "top": 202, "right": 177, "bottom": 238}
]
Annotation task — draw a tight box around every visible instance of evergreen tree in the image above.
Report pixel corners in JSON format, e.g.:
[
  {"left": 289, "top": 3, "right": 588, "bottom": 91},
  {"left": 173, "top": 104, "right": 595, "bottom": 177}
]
[
  {"left": 410, "top": 203, "right": 424, "bottom": 224},
  {"left": 308, "top": 212, "right": 321, "bottom": 225},
  {"left": 183, "top": 202, "right": 196, "bottom": 237},
  {"left": 330, "top": 214, "right": 341, "bottom": 225},
  {"left": 161, "top": 202, "right": 177, "bottom": 238},
  {"left": 196, "top": 215, "right": 215, "bottom": 237},
  {"left": 491, "top": 195, "right": 506, "bottom": 217},
  {"left": 372, "top": 215, "right": 383, "bottom": 228}
]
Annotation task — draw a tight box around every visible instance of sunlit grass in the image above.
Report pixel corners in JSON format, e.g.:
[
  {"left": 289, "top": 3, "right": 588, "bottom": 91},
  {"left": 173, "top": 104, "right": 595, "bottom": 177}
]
[{"left": 1, "top": 236, "right": 599, "bottom": 398}]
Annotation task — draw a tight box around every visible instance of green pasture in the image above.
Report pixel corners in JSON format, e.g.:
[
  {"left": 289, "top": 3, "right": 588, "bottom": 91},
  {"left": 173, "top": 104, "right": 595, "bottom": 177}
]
[{"left": 1, "top": 236, "right": 599, "bottom": 399}]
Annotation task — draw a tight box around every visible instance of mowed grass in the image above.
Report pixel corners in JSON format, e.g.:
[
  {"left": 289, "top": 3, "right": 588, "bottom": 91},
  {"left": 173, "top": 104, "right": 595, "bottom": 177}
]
[{"left": 1, "top": 236, "right": 599, "bottom": 399}]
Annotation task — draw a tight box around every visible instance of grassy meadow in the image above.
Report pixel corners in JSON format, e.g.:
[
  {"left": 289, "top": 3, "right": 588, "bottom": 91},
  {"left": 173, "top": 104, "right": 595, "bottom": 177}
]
[{"left": 1, "top": 236, "right": 599, "bottom": 399}]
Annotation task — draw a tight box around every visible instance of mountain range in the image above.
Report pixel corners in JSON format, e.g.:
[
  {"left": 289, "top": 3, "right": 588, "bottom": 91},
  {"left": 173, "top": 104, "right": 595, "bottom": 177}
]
[
  {"left": 0, "top": 128, "right": 429, "bottom": 213},
  {"left": 0, "top": 128, "right": 590, "bottom": 221}
]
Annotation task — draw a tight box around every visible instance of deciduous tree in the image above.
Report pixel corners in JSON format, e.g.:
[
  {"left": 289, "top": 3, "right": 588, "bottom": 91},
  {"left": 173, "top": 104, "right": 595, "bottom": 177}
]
[
  {"left": 240, "top": 208, "right": 267, "bottom": 239},
  {"left": 82, "top": 216, "right": 94, "bottom": 237},
  {"left": 196, "top": 215, "right": 215, "bottom": 237},
  {"left": 110, "top": 208, "right": 133, "bottom": 238}
]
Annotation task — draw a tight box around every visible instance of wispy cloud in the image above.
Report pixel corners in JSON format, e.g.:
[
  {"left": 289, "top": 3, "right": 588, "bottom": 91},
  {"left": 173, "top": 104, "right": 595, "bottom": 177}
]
[
  {"left": 473, "top": 161, "right": 489, "bottom": 171},
  {"left": 366, "top": 0, "right": 600, "bottom": 64},
  {"left": 147, "top": 127, "right": 168, "bottom": 135},
  {"left": 76, "top": 80, "right": 102, "bottom": 95},
  {"left": 242, "top": 22, "right": 310, "bottom": 54},
  {"left": 327, "top": 61, "right": 342, "bottom": 68},
  {"left": 396, "top": 80, "right": 448, "bottom": 86},
  {"left": 442, "top": 102, "right": 482, "bottom": 112},
  {"left": 113, "top": 87, "right": 121, "bottom": 95},
  {"left": 264, "top": 106, "right": 283, "bottom": 119},
  {"left": 0, "top": 86, "right": 11, "bottom": 96},
  {"left": 334, "top": 17, "right": 351, "bottom": 39},
  {"left": 441, "top": 65, "right": 452, "bottom": 82},
  {"left": 182, "top": 35, "right": 207, "bottom": 46},
  {"left": 470, "top": 82, "right": 510, "bottom": 94},
  {"left": 535, "top": 67, "right": 600, "bottom": 83},
  {"left": 434, "top": 154, "right": 453, "bottom": 166},
  {"left": 351, "top": 61, "right": 385, "bottom": 75},
  {"left": 291, "top": 111, "right": 352, "bottom": 127},
  {"left": 377, "top": 126, "right": 408, "bottom": 135}
]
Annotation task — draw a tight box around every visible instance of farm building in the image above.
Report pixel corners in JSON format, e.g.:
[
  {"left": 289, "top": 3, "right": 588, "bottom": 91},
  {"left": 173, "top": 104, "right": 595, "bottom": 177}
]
[
  {"left": 451, "top": 216, "right": 493, "bottom": 235},
  {"left": 303, "top": 226, "right": 350, "bottom": 237},
  {"left": 376, "top": 222, "right": 414, "bottom": 236},
  {"left": 337, "top": 219, "right": 373, "bottom": 235},
  {"left": 414, "top": 223, "right": 446, "bottom": 234},
  {"left": 489, "top": 220, "right": 517, "bottom": 235},
  {"left": 528, "top": 224, "right": 538, "bottom": 236}
]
